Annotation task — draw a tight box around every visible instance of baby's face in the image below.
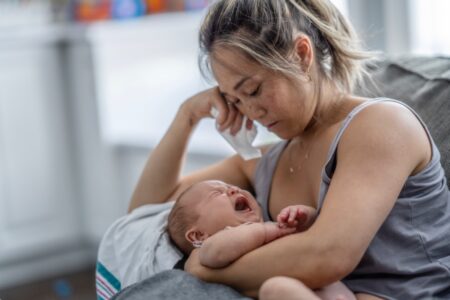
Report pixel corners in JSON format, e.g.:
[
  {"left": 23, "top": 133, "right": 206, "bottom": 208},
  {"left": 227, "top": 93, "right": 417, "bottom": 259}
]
[{"left": 185, "top": 180, "right": 263, "bottom": 236}]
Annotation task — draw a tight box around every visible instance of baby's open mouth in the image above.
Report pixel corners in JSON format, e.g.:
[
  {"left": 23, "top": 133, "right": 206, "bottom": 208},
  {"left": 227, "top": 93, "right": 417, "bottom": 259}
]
[{"left": 235, "top": 196, "right": 252, "bottom": 212}]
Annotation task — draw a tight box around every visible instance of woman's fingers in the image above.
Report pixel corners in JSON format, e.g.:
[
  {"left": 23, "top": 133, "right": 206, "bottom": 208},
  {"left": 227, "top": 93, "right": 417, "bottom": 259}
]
[
  {"left": 246, "top": 118, "right": 254, "bottom": 130},
  {"left": 212, "top": 90, "right": 227, "bottom": 120},
  {"left": 219, "top": 102, "right": 238, "bottom": 131},
  {"left": 230, "top": 111, "right": 244, "bottom": 135},
  {"left": 210, "top": 88, "right": 252, "bottom": 134}
]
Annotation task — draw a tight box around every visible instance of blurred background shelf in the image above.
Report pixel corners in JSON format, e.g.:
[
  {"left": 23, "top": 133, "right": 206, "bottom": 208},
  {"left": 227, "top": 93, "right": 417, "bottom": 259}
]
[{"left": 0, "top": 6, "right": 227, "bottom": 293}]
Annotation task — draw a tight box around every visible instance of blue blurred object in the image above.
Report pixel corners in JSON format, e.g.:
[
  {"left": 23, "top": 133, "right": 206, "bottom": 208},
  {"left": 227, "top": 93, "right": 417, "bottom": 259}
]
[
  {"left": 53, "top": 279, "right": 73, "bottom": 299},
  {"left": 111, "top": 0, "right": 146, "bottom": 19}
]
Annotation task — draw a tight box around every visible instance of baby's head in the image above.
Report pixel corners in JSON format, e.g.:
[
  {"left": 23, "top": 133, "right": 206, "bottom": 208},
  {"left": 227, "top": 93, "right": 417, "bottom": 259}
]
[{"left": 167, "top": 180, "right": 262, "bottom": 254}]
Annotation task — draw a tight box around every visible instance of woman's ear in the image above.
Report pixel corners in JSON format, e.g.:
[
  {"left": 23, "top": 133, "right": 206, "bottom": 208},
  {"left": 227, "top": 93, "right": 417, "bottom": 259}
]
[
  {"left": 185, "top": 227, "right": 209, "bottom": 244},
  {"left": 293, "top": 34, "right": 314, "bottom": 73}
]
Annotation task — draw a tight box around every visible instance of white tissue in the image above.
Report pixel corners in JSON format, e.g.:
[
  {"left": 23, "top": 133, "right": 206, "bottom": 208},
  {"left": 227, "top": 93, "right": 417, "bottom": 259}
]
[{"left": 210, "top": 107, "right": 262, "bottom": 160}]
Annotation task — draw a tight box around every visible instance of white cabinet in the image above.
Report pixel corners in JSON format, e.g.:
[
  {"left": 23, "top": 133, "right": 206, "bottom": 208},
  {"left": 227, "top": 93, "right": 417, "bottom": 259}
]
[
  {"left": 0, "top": 42, "right": 85, "bottom": 288},
  {"left": 87, "top": 11, "right": 234, "bottom": 154}
]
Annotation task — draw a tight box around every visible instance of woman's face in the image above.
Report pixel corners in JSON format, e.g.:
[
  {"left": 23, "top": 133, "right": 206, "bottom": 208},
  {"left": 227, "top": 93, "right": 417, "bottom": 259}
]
[{"left": 210, "top": 47, "right": 316, "bottom": 139}]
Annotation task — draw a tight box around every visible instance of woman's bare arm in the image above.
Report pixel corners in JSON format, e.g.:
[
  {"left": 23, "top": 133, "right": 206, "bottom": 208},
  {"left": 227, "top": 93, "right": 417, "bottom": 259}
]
[
  {"left": 128, "top": 88, "right": 257, "bottom": 212},
  {"left": 185, "top": 103, "right": 431, "bottom": 297},
  {"left": 199, "top": 222, "right": 296, "bottom": 268}
]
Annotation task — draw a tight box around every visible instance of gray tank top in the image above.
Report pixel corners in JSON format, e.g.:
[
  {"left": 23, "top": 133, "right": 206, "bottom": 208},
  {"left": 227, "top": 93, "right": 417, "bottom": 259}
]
[{"left": 254, "top": 99, "right": 450, "bottom": 299}]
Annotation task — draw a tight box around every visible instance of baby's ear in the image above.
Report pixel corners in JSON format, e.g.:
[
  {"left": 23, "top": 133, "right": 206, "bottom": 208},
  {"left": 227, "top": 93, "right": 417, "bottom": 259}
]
[{"left": 185, "top": 228, "right": 209, "bottom": 244}]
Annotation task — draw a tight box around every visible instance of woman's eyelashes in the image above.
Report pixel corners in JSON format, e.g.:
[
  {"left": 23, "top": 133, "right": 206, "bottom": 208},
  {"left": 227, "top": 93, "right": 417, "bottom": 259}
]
[
  {"left": 248, "top": 85, "right": 261, "bottom": 97},
  {"left": 228, "top": 86, "right": 259, "bottom": 107},
  {"left": 222, "top": 85, "right": 260, "bottom": 106},
  {"left": 225, "top": 95, "right": 240, "bottom": 106}
]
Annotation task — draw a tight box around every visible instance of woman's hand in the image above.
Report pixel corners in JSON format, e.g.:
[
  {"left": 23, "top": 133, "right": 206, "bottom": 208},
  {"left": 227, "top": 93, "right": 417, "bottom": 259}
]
[
  {"left": 186, "top": 249, "right": 258, "bottom": 298},
  {"left": 185, "top": 249, "right": 210, "bottom": 281},
  {"left": 181, "top": 87, "right": 252, "bottom": 135}
]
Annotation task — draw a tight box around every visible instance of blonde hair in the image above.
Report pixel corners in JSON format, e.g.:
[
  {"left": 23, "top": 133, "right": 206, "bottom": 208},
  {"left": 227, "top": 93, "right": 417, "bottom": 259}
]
[{"left": 199, "top": 0, "right": 373, "bottom": 92}]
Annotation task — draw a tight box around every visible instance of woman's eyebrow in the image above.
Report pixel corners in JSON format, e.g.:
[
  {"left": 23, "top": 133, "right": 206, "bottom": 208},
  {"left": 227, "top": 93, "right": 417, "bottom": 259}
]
[
  {"left": 219, "top": 76, "right": 252, "bottom": 97},
  {"left": 233, "top": 76, "right": 251, "bottom": 91}
]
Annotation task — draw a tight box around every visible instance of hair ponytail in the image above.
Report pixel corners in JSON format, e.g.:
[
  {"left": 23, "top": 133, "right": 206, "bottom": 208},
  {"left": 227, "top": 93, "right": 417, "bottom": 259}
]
[{"left": 287, "top": 0, "right": 372, "bottom": 91}]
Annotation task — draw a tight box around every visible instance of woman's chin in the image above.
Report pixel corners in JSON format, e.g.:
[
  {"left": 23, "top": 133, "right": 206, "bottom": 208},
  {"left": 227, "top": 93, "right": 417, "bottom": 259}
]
[
  {"left": 272, "top": 130, "right": 297, "bottom": 140},
  {"left": 267, "top": 123, "right": 297, "bottom": 140}
]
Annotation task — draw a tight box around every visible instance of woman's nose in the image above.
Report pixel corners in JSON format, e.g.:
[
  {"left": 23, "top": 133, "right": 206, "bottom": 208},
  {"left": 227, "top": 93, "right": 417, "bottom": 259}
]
[{"left": 244, "top": 102, "right": 266, "bottom": 121}]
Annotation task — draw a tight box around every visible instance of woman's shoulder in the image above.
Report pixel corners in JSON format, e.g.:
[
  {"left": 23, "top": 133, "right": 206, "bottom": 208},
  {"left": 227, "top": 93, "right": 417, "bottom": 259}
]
[
  {"left": 337, "top": 98, "right": 431, "bottom": 173},
  {"left": 346, "top": 98, "right": 424, "bottom": 135},
  {"left": 336, "top": 97, "right": 424, "bottom": 134}
]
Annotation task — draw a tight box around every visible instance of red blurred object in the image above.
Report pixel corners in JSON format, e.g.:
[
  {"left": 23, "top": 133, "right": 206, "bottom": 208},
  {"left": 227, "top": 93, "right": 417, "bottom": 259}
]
[{"left": 75, "top": 0, "right": 111, "bottom": 22}]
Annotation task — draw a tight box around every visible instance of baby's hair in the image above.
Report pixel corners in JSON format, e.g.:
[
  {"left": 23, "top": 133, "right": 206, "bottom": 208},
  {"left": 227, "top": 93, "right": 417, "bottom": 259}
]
[
  {"left": 167, "top": 184, "right": 198, "bottom": 254},
  {"left": 199, "top": 0, "right": 374, "bottom": 93}
]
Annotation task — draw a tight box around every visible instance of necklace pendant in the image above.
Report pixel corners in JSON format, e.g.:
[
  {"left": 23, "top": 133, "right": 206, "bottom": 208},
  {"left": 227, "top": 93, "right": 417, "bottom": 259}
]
[{"left": 289, "top": 167, "right": 294, "bottom": 173}]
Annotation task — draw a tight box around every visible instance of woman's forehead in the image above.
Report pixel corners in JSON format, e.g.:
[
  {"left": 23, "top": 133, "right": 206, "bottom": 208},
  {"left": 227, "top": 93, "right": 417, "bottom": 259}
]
[{"left": 210, "top": 47, "right": 260, "bottom": 79}]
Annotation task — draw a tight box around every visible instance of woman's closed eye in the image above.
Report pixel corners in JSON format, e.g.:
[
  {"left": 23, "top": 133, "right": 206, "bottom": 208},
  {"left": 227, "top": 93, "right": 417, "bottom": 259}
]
[
  {"left": 248, "top": 85, "right": 261, "bottom": 97},
  {"left": 232, "top": 99, "right": 241, "bottom": 105}
]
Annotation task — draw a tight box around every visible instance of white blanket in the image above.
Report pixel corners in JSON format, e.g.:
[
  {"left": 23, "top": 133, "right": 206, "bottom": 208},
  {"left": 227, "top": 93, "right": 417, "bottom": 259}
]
[{"left": 96, "top": 202, "right": 183, "bottom": 299}]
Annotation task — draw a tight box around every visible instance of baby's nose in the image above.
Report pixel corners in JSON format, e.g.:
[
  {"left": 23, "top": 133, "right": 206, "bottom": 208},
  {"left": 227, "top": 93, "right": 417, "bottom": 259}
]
[{"left": 227, "top": 186, "right": 240, "bottom": 196}]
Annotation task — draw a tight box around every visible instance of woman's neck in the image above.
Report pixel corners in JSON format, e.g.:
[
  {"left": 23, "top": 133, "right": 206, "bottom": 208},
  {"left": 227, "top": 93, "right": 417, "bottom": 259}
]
[{"left": 302, "top": 80, "right": 348, "bottom": 137}]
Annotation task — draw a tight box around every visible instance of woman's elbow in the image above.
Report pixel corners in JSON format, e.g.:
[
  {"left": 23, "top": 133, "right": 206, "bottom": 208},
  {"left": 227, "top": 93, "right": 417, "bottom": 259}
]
[
  {"left": 317, "top": 247, "right": 359, "bottom": 283},
  {"left": 291, "top": 245, "right": 357, "bottom": 287}
]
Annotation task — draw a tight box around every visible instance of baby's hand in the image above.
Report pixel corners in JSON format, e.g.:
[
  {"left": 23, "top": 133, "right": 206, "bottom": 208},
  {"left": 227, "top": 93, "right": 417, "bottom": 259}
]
[{"left": 277, "top": 205, "right": 317, "bottom": 232}]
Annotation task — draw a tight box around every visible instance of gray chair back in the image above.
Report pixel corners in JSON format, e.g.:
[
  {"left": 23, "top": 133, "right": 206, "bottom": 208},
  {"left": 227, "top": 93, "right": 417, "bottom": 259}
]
[{"left": 357, "top": 56, "right": 450, "bottom": 187}]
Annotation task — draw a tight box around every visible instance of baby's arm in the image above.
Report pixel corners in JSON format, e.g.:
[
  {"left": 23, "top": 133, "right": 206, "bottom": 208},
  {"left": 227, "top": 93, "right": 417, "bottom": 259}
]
[{"left": 199, "top": 222, "right": 295, "bottom": 268}]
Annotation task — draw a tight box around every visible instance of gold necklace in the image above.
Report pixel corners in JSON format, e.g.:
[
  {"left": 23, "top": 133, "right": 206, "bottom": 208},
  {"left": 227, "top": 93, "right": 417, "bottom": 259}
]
[{"left": 288, "top": 138, "right": 310, "bottom": 174}]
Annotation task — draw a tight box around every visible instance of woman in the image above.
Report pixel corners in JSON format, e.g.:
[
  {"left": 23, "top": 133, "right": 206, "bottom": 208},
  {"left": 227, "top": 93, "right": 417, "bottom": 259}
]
[{"left": 128, "top": 0, "right": 450, "bottom": 299}]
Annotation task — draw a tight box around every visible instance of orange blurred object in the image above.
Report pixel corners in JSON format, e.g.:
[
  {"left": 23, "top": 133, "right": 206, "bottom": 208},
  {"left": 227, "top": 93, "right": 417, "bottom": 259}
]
[
  {"left": 75, "top": 0, "right": 111, "bottom": 22},
  {"left": 146, "top": 0, "right": 167, "bottom": 13}
]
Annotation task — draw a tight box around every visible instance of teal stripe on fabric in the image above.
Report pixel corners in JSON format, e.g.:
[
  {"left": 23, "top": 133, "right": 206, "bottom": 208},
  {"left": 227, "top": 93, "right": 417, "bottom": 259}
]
[{"left": 96, "top": 262, "right": 121, "bottom": 291}]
